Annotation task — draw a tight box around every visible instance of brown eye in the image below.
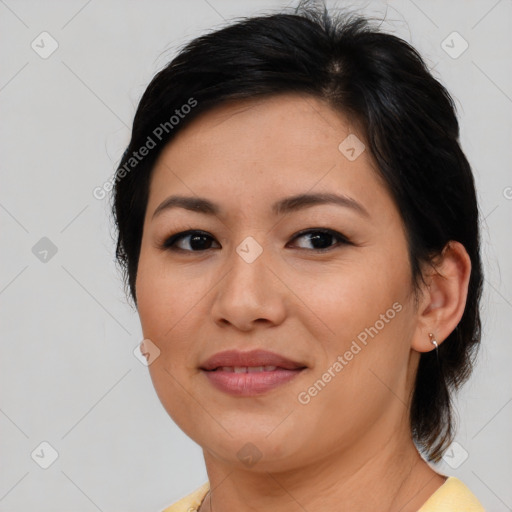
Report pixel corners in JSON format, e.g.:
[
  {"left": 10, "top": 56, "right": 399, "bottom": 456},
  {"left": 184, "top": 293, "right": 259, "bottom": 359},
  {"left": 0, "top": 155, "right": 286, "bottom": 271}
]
[
  {"left": 288, "top": 229, "right": 350, "bottom": 251},
  {"left": 163, "top": 230, "right": 221, "bottom": 252}
]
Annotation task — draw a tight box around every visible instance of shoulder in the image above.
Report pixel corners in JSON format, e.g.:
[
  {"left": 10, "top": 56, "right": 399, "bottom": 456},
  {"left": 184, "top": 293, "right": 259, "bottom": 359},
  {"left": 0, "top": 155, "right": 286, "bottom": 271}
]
[
  {"left": 161, "top": 481, "right": 210, "bottom": 512},
  {"left": 418, "top": 476, "right": 485, "bottom": 512}
]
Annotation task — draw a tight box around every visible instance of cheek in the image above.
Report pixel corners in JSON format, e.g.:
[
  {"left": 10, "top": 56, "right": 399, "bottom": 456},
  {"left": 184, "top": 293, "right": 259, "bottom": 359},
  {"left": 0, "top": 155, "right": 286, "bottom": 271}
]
[
  {"left": 296, "top": 250, "right": 414, "bottom": 396},
  {"left": 135, "top": 252, "right": 206, "bottom": 433},
  {"left": 297, "top": 252, "right": 410, "bottom": 338},
  {"left": 136, "top": 261, "right": 168, "bottom": 338},
  {"left": 136, "top": 249, "right": 202, "bottom": 337},
  {"left": 135, "top": 249, "right": 215, "bottom": 389}
]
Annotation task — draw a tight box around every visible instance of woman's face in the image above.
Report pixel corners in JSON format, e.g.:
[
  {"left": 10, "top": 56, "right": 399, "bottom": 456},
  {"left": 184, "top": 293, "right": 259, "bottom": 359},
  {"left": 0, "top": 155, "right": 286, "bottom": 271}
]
[{"left": 136, "top": 94, "right": 422, "bottom": 471}]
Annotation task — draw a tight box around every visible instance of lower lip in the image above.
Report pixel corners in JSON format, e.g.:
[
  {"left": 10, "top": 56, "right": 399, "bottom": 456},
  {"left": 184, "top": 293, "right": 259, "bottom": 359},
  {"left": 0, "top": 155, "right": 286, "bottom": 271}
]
[{"left": 201, "top": 368, "right": 305, "bottom": 396}]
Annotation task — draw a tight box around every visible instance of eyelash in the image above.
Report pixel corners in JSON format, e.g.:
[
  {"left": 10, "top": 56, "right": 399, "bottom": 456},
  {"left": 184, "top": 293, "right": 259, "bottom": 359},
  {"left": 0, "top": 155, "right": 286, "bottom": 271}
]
[{"left": 161, "top": 228, "right": 351, "bottom": 253}]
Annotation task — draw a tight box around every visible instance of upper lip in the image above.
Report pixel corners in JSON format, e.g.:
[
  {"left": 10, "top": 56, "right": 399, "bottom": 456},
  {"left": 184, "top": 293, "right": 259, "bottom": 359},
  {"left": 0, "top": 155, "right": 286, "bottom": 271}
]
[{"left": 199, "top": 349, "right": 307, "bottom": 371}]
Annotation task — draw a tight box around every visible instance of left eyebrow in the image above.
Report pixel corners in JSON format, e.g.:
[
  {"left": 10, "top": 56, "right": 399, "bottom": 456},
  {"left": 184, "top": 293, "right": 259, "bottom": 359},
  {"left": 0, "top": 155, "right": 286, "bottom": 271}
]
[
  {"left": 272, "top": 192, "right": 370, "bottom": 218},
  {"left": 151, "top": 192, "right": 370, "bottom": 220}
]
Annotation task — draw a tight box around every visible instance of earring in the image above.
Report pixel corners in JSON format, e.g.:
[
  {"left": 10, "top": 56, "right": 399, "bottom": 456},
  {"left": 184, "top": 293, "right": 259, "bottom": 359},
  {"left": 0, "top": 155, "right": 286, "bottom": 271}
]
[{"left": 429, "top": 333, "right": 440, "bottom": 364}]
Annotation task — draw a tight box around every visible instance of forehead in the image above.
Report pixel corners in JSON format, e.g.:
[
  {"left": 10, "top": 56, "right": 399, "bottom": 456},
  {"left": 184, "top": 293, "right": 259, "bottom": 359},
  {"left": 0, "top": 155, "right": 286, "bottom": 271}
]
[
  {"left": 147, "top": 93, "right": 392, "bottom": 220},
  {"left": 169, "top": 93, "right": 357, "bottom": 153}
]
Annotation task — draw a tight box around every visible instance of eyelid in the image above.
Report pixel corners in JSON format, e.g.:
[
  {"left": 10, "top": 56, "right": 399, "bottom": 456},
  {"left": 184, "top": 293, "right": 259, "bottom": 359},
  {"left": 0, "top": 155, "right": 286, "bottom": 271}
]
[{"left": 288, "top": 227, "right": 350, "bottom": 244}]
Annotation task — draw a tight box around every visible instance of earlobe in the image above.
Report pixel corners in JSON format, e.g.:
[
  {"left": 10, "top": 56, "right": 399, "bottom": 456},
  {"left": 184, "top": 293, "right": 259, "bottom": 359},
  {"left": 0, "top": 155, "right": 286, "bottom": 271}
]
[{"left": 411, "top": 241, "right": 472, "bottom": 353}]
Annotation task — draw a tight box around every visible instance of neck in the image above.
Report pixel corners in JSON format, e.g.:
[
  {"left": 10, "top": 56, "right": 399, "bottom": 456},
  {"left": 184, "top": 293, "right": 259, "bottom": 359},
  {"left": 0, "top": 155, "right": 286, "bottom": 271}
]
[{"left": 198, "top": 427, "right": 445, "bottom": 512}]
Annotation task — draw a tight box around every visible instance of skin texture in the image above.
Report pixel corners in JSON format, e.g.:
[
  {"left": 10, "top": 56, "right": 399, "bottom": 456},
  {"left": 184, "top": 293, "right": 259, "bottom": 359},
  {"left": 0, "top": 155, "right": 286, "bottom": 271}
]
[{"left": 135, "top": 94, "right": 471, "bottom": 511}]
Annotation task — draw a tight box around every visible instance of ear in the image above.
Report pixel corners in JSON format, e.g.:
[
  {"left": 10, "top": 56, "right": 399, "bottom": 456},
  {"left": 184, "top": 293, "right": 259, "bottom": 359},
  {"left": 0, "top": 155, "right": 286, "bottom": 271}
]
[{"left": 411, "top": 241, "right": 472, "bottom": 353}]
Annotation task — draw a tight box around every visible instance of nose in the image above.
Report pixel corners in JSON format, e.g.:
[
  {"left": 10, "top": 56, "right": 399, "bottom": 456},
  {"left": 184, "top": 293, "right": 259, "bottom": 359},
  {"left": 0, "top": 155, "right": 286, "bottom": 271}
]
[{"left": 210, "top": 238, "right": 287, "bottom": 331}]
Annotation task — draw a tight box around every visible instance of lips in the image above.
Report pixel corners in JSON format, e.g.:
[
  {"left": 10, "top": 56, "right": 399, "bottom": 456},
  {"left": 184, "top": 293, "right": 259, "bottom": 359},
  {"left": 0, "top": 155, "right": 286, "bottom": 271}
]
[
  {"left": 199, "top": 349, "right": 307, "bottom": 372},
  {"left": 199, "top": 349, "right": 307, "bottom": 396}
]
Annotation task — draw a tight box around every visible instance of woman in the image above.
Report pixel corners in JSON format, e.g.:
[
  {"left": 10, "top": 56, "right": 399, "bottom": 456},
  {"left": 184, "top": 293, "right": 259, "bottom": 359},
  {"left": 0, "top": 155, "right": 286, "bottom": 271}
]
[{"left": 112, "top": 1, "right": 485, "bottom": 510}]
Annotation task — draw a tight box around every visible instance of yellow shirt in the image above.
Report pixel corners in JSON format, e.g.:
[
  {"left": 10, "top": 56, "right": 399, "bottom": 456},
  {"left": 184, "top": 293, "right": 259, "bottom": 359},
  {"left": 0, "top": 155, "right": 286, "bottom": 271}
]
[{"left": 161, "top": 477, "right": 485, "bottom": 511}]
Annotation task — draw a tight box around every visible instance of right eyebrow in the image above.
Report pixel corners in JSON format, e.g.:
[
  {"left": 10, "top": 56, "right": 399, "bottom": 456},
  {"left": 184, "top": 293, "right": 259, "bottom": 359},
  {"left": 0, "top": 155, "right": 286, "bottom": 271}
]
[{"left": 152, "top": 196, "right": 220, "bottom": 220}]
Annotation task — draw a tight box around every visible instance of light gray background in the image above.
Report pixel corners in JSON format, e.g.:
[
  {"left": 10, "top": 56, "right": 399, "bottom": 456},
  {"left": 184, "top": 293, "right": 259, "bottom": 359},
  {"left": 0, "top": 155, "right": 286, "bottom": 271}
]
[{"left": 1, "top": 0, "right": 511, "bottom": 511}]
